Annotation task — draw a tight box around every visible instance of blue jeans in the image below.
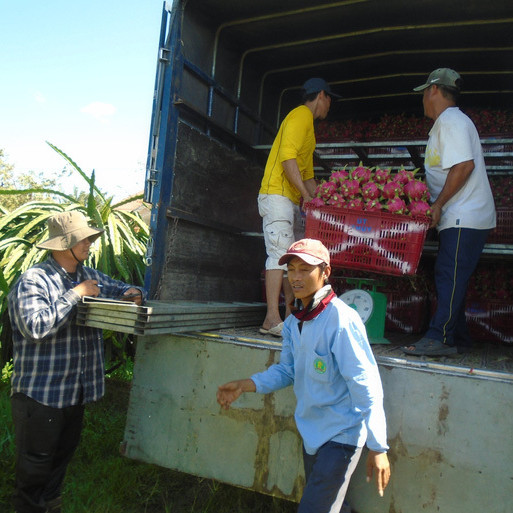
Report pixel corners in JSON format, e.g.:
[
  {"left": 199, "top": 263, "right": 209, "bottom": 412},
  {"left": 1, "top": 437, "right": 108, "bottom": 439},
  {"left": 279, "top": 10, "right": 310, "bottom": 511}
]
[
  {"left": 299, "top": 441, "right": 362, "bottom": 513},
  {"left": 426, "top": 227, "right": 490, "bottom": 348}
]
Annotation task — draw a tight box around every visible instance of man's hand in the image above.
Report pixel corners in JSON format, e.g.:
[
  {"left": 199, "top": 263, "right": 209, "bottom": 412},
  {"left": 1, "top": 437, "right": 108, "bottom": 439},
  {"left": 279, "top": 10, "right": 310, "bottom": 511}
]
[
  {"left": 430, "top": 203, "right": 442, "bottom": 228},
  {"left": 119, "top": 288, "right": 143, "bottom": 305},
  {"left": 217, "top": 379, "right": 256, "bottom": 410},
  {"left": 366, "top": 450, "right": 391, "bottom": 497},
  {"left": 73, "top": 280, "right": 102, "bottom": 298}
]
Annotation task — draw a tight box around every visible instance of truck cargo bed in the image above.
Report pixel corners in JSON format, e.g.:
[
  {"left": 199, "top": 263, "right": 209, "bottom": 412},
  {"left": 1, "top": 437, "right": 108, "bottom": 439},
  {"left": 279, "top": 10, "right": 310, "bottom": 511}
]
[{"left": 184, "top": 326, "right": 513, "bottom": 379}]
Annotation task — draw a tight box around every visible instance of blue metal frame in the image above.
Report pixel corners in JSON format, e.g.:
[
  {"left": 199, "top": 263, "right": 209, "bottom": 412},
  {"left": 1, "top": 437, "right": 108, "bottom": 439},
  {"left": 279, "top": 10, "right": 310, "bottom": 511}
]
[{"left": 143, "top": 0, "right": 184, "bottom": 296}]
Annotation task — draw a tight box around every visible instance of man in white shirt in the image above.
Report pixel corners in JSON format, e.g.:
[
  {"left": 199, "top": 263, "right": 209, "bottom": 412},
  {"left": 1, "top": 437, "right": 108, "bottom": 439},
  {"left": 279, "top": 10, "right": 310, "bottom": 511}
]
[{"left": 403, "top": 68, "right": 496, "bottom": 356}]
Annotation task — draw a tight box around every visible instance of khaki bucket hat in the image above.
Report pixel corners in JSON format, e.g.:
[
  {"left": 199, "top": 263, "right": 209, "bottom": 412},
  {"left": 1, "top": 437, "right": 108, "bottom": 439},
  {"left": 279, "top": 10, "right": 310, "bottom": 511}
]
[{"left": 37, "top": 211, "right": 104, "bottom": 251}]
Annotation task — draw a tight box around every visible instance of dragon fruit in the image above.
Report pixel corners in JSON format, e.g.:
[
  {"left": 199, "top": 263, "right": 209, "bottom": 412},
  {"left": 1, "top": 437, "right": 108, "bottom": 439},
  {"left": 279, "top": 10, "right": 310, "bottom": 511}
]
[
  {"left": 330, "top": 169, "right": 350, "bottom": 183},
  {"left": 362, "top": 182, "right": 380, "bottom": 200},
  {"left": 306, "top": 197, "right": 325, "bottom": 208},
  {"left": 374, "top": 167, "right": 391, "bottom": 184},
  {"left": 408, "top": 200, "right": 432, "bottom": 217},
  {"left": 404, "top": 179, "right": 430, "bottom": 201},
  {"left": 382, "top": 180, "right": 403, "bottom": 199},
  {"left": 352, "top": 165, "right": 372, "bottom": 183},
  {"left": 393, "top": 168, "right": 417, "bottom": 185},
  {"left": 307, "top": 164, "right": 434, "bottom": 221},
  {"left": 340, "top": 179, "right": 361, "bottom": 198},
  {"left": 386, "top": 197, "right": 407, "bottom": 214},
  {"left": 364, "top": 199, "right": 383, "bottom": 211},
  {"left": 347, "top": 198, "right": 364, "bottom": 210},
  {"left": 326, "top": 194, "right": 346, "bottom": 208},
  {"left": 316, "top": 180, "right": 338, "bottom": 200}
]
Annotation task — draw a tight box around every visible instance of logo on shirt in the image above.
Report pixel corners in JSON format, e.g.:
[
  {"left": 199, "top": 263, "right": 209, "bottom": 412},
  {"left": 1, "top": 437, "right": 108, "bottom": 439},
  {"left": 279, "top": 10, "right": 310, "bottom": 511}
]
[{"left": 313, "top": 358, "right": 327, "bottom": 374}]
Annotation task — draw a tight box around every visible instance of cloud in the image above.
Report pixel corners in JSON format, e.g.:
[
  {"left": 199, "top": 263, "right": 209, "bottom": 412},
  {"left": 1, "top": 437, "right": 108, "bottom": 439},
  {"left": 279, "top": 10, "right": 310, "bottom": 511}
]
[
  {"left": 34, "top": 91, "right": 47, "bottom": 103},
  {"left": 80, "top": 102, "right": 117, "bottom": 123}
]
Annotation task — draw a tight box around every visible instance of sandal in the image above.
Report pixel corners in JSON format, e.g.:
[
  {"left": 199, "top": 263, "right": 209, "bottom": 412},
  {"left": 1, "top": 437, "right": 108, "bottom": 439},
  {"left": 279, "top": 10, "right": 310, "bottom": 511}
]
[
  {"left": 401, "top": 337, "right": 457, "bottom": 356},
  {"left": 259, "top": 322, "right": 283, "bottom": 337}
]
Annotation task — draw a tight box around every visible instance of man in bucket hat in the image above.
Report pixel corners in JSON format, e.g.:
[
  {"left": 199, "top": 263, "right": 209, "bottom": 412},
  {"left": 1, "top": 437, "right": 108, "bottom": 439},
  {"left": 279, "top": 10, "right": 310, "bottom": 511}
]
[
  {"left": 217, "top": 239, "right": 390, "bottom": 512},
  {"left": 7, "top": 210, "right": 145, "bottom": 513},
  {"left": 258, "top": 78, "right": 340, "bottom": 338}
]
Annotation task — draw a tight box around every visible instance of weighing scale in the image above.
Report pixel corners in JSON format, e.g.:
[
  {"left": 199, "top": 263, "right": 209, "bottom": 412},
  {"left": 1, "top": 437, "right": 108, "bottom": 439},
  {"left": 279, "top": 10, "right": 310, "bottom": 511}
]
[{"left": 339, "top": 277, "right": 389, "bottom": 344}]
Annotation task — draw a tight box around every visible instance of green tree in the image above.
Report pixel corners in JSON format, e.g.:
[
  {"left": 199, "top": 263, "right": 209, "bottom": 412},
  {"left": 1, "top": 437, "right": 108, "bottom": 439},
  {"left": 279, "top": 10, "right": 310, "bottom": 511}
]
[
  {"left": 0, "top": 143, "right": 149, "bottom": 367},
  {"left": 0, "top": 148, "right": 61, "bottom": 211}
]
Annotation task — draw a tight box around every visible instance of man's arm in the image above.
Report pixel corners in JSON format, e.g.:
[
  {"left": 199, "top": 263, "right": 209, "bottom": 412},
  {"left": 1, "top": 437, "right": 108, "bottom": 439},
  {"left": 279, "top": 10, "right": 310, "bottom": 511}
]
[
  {"left": 217, "top": 379, "right": 256, "bottom": 409},
  {"left": 282, "top": 159, "right": 314, "bottom": 203},
  {"left": 303, "top": 178, "right": 317, "bottom": 198},
  {"left": 430, "top": 159, "right": 474, "bottom": 227}
]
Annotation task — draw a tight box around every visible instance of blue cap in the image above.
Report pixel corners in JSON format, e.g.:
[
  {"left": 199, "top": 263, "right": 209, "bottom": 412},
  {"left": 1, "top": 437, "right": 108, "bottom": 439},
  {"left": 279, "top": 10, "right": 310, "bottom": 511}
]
[{"left": 302, "top": 78, "right": 341, "bottom": 99}]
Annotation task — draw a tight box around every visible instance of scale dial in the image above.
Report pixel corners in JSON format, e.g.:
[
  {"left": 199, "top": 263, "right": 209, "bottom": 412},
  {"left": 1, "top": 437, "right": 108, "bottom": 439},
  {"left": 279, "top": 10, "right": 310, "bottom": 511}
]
[{"left": 339, "top": 289, "right": 374, "bottom": 324}]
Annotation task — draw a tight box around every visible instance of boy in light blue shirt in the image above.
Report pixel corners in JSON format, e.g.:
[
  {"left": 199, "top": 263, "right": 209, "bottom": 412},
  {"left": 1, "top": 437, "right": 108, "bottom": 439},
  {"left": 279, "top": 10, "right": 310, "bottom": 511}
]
[{"left": 217, "top": 238, "right": 390, "bottom": 513}]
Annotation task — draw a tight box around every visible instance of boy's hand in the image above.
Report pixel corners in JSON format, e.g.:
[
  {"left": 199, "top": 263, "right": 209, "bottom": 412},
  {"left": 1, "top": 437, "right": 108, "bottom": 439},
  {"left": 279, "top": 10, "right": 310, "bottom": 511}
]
[{"left": 366, "top": 450, "right": 390, "bottom": 497}]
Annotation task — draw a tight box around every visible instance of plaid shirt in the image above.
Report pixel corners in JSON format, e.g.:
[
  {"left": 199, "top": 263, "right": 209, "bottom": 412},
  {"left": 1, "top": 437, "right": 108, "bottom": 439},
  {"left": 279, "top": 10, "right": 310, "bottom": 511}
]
[{"left": 8, "top": 255, "right": 143, "bottom": 408}]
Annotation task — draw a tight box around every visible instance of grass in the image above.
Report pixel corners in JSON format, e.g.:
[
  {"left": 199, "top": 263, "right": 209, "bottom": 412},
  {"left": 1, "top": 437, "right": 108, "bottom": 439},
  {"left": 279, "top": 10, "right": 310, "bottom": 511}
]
[{"left": 0, "top": 371, "right": 297, "bottom": 513}]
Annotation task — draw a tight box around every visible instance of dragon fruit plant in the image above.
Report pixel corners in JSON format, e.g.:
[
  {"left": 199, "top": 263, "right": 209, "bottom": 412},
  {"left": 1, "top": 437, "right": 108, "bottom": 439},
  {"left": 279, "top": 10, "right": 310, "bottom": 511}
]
[{"left": 306, "top": 164, "right": 432, "bottom": 219}]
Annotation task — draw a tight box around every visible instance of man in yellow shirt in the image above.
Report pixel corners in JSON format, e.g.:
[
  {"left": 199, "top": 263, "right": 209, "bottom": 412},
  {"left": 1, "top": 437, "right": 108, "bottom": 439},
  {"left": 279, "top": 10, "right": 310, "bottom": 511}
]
[{"left": 258, "top": 78, "right": 339, "bottom": 336}]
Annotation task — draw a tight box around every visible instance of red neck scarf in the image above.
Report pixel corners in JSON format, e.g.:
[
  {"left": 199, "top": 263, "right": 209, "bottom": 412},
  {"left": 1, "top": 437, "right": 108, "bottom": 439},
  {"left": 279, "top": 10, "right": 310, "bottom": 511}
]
[{"left": 293, "top": 286, "right": 336, "bottom": 323}]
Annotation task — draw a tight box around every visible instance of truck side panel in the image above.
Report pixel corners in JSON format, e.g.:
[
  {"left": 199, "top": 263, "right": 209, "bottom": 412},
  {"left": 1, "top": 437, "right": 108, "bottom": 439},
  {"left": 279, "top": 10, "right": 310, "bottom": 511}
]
[
  {"left": 124, "top": 334, "right": 513, "bottom": 513},
  {"left": 158, "top": 122, "right": 266, "bottom": 301}
]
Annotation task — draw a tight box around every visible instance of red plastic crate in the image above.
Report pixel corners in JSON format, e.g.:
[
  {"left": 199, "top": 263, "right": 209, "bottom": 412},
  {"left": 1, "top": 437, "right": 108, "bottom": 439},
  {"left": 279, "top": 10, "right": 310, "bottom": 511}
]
[
  {"left": 487, "top": 208, "right": 513, "bottom": 244},
  {"left": 385, "top": 292, "right": 429, "bottom": 334},
  {"left": 305, "top": 206, "right": 430, "bottom": 275},
  {"left": 466, "top": 300, "right": 513, "bottom": 344}
]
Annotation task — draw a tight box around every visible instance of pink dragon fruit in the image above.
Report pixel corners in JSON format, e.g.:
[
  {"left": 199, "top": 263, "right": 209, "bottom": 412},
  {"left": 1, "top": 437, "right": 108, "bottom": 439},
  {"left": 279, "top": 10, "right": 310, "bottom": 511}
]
[
  {"left": 330, "top": 169, "right": 349, "bottom": 183},
  {"left": 316, "top": 181, "right": 338, "bottom": 200},
  {"left": 404, "top": 179, "right": 430, "bottom": 201},
  {"left": 408, "top": 200, "right": 432, "bottom": 217},
  {"left": 340, "top": 179, "right": 360, "bottom": 199},
  {"left": 352, "top": 165, "right": 372, "bottom": 183},
  {"left": 347, "top": 198, "right": 364, "bottom": 210},
  {"left": 364, "top": 199, "right": 383, "bottom": 211},
  {"left": 326, "top": 194, "right": 346, "bottom": 208},
  {"left": 386, "top": 197, "right": 407, "bottom": 214},
  {"left": 374, "top": 168, "right": 390, "bottom": 184},
  {"left": 393, "top": 168, "right": 416, "bottom": 185},
  {"left": 382, "top": 180, "right": 403, "bottom": 199},
  {"left": 306, "top": 197, "right": 325, "bottom": 208},
  {"left": 362, "top": 182, "right": 380, "bottom": 200}
]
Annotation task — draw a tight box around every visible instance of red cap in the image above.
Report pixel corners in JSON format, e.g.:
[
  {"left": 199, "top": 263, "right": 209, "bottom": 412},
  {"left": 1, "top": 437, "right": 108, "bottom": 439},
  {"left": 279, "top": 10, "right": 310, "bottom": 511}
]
[{"left": 278, "top": 238, "right": 330, "bottom": 266}]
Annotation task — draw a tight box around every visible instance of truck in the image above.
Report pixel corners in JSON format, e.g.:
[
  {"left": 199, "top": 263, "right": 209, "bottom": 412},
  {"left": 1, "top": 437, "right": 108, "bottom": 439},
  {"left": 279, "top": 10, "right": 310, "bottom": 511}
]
[{"left": 120, "top": 1, "right": 513, "bottom": 512}]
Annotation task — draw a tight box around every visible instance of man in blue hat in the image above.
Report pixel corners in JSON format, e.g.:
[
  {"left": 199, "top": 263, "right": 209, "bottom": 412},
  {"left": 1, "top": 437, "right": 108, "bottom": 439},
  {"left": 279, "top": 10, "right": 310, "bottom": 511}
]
[{"left": 258, "top": 78, "right": 340, "bottom": 337}]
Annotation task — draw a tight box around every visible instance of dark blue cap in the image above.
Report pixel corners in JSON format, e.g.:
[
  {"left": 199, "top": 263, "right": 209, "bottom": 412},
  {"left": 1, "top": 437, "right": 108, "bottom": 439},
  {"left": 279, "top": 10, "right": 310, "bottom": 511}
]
[{"left": 302, "top": 78, "right": 341, "bottom": 99}]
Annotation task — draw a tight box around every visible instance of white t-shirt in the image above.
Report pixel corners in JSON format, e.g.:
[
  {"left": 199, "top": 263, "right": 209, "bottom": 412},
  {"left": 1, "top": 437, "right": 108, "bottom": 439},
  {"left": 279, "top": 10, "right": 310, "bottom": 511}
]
[{"left": 424, "top": 107, "right": 496, "bottom": 231}]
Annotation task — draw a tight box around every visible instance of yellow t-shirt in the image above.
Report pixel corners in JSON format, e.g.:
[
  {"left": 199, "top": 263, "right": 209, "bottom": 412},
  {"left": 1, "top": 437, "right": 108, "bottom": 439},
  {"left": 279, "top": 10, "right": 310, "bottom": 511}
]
[{"left": 259, "top": 105, "right": 315, "bottom": 205}]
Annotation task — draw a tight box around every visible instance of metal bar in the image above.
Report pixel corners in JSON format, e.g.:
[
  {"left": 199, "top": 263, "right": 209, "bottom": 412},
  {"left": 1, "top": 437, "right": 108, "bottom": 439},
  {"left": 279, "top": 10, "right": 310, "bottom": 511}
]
[
  {"left": 143, "top": 0, "right": 185, "bottom": 296},
  {"left": 258, "top": 47, "right": 513, "bottom": 118}
]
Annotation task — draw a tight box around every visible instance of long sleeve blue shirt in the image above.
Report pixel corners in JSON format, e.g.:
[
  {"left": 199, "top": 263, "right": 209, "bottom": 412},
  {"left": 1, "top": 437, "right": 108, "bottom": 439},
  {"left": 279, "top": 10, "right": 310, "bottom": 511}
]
[
  {"left": 251, "top": 297, "right": 388, "bottom": 455},
  {"left": 8, "top": 255, "right": 144, "bottom": 408}
]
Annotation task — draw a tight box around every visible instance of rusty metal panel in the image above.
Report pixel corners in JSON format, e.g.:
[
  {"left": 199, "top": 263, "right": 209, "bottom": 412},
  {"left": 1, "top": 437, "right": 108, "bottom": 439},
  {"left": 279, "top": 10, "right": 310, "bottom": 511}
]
[
  {"left": 124, "top": 333, "right": 513, "bottom": 511},
  {"left": 123, "top": 334, "right": 305, "bottom": 501}
]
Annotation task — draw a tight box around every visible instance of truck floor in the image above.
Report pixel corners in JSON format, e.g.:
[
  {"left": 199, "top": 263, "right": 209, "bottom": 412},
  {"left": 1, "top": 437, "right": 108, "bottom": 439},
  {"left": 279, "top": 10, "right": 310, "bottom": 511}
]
[{"left": 191, "top": 327, "right": 513, "bottom": 377}]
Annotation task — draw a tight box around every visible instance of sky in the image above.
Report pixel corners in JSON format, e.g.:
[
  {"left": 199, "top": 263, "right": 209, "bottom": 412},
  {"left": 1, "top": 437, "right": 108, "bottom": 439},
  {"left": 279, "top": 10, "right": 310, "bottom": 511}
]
[{"left": 1, "top": 0, "right": 165, "bottom": 201}]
